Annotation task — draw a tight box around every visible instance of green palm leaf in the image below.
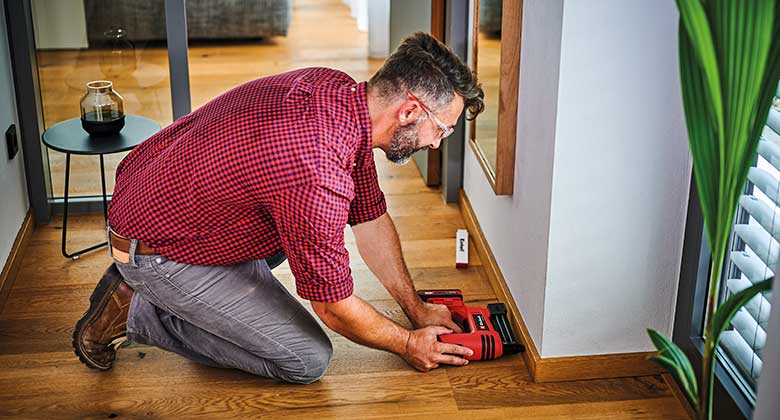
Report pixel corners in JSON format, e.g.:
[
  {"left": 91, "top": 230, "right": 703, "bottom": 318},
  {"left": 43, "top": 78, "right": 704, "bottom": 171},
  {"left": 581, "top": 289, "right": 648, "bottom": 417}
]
[
  {"left": 710, "top": 278, "right": 774, "bottom": 349},
  {"left": 647, "top": 329, "right": 699, "bottom": 411},
  {"left": 678, "top": 0, "right": 778, "bottom": 279},
  {"left": 653, "top": 1, "right": 780, "bottom": 419}
]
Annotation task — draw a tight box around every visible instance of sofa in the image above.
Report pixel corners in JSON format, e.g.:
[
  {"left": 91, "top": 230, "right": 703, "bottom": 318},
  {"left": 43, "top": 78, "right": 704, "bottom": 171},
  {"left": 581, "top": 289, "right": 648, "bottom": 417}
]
[{"left": 84, "top": 0, "right": 291, "bottom": 45}]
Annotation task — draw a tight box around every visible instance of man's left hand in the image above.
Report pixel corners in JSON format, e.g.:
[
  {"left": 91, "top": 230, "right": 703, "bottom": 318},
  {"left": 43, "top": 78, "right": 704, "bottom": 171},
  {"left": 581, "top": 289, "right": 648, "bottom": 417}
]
[{"left": 409, "top": 302, "right": 463, "bottom": 333}]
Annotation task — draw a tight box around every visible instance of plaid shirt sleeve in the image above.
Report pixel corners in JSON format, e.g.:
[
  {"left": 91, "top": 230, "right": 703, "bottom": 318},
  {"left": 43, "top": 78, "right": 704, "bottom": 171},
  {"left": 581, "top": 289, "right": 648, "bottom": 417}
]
[
  {"left": 348, "top": 152, "right": 387, "bottom": 226},
  {"left": 271, "top": 183, "right": 354, "bottom": 302}
]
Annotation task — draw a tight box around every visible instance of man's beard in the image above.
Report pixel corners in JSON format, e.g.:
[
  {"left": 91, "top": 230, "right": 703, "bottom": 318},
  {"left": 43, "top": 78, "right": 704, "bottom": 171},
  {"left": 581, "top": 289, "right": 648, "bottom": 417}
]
[{"left": 386, "top": 120, "right": 425, "bottom": 165}]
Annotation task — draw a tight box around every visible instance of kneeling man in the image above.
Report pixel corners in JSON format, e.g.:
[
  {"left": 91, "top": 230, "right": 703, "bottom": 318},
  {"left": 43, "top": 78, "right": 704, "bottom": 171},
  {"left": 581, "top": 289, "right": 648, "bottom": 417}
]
[{"left": 73, "top": 32, "right": 484, "bottom": 384}]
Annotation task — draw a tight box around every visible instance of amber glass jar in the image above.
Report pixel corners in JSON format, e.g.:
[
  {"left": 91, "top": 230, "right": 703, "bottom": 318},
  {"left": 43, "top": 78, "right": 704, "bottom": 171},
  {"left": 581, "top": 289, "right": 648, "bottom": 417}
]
[{"left": 80, "top": 80, "right": 125, "bottom": 136}]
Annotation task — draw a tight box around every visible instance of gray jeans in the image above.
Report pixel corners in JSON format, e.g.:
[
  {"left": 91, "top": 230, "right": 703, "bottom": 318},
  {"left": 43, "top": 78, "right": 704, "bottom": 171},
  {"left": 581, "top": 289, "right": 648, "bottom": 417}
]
[{"left": 112, "top": 243, "right": 333, "bottom": 384}]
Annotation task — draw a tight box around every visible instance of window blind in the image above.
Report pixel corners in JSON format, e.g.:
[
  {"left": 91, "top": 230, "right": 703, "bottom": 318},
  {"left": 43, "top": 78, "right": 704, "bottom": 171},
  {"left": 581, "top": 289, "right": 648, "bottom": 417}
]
[{"left": 719, "top": 83, "right": 780, "bottom": 392}]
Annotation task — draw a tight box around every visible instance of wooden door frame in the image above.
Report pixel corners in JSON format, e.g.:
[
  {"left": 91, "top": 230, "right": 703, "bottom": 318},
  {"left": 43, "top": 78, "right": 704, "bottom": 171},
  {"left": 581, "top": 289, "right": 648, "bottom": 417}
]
[{"left": 424, "top": 0, "right": 445, "bottom": 187}]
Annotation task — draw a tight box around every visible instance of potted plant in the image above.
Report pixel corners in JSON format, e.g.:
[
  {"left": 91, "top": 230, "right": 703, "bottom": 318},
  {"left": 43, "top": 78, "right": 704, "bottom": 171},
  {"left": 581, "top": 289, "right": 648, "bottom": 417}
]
[{"left": 647, "top": 1, "right": 779, "bottom": 419}]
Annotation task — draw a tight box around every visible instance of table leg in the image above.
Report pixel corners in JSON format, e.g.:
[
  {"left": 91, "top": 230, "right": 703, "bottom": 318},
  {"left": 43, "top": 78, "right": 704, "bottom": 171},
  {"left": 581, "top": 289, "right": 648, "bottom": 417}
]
[
  {"left": 61, "top": 153, "right": 108, "bottom": 259},
  {"left": 100, "top": 154, "right": 108, "bottom": 224}
]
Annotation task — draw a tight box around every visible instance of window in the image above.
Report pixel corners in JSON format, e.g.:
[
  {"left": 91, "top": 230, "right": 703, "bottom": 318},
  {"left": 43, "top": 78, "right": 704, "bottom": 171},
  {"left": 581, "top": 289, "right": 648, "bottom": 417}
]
[{"left": 716, "top": 82, "right": 780, "bottom": 402}]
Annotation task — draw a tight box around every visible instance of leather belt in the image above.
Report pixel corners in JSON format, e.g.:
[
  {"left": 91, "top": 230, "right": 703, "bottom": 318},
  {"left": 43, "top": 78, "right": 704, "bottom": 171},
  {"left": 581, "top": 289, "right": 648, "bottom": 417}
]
[{"left": 109, "top": 231, "right": 157, "bottom": 255}]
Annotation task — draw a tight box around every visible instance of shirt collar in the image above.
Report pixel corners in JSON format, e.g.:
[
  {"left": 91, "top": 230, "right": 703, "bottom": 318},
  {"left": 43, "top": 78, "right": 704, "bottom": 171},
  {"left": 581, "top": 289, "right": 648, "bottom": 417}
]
[{"left": 351, "top": 81, "right": 373, "bottom": 155}]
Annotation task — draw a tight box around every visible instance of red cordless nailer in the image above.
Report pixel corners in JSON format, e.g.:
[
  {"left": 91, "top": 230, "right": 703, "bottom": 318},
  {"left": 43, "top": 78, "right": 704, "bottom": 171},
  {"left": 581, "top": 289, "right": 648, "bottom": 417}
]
[{"left": 417, "top": 289, "right": 525, "bottom": 361}]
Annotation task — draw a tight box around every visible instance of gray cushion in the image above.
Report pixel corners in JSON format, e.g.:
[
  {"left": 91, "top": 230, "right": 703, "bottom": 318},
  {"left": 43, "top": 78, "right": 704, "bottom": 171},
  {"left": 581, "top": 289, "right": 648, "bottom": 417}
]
[{"left": 84, "top": 0, "right": 291, "bottom": 44}]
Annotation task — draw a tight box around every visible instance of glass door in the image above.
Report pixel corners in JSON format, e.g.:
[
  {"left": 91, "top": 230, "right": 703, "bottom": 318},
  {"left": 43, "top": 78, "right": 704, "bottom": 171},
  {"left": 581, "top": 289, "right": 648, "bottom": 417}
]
[
  {"left": 31, "top": 0, "right": 173, "bottom": 200},
  {"left": 14, "top": 0, "right": 450, "bottom": 220},
  {"left": 185, "top": 0, "right": 380, "bottom": 111}
]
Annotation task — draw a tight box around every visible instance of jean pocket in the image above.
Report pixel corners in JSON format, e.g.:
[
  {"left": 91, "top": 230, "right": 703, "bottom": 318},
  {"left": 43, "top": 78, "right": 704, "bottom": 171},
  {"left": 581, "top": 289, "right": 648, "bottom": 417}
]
[{"left": 149, "top": 255, "right": 192, "bottom": 280}]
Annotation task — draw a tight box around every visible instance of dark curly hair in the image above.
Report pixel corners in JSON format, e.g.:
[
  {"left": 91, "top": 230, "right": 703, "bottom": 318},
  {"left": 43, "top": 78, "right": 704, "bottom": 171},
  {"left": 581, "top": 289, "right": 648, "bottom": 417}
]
[{"left": 369, "top": 32, "right": 484, "bottom": 120}]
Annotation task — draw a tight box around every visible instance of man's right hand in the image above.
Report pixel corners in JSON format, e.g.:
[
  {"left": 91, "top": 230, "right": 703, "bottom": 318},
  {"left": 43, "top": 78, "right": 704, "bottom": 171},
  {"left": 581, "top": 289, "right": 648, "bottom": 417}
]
[
  {"left": 400, "top": 326, "right": 474, "bottom": 372},
  {"left": 311, "top": 295, "right": 474, "bottom": 373}
]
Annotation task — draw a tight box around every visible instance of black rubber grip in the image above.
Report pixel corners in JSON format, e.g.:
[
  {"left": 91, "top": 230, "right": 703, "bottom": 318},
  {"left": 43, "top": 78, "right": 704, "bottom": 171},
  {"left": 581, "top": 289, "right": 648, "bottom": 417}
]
[{"left": 488, "top": 303, "right": 526, "bottom": 354}]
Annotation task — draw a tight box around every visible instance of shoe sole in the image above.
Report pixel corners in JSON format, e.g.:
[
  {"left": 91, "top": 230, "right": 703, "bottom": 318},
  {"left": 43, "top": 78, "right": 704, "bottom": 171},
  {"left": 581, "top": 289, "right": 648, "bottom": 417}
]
[{"left": 72, "top": 264, "right": 124, "bottom": 371}]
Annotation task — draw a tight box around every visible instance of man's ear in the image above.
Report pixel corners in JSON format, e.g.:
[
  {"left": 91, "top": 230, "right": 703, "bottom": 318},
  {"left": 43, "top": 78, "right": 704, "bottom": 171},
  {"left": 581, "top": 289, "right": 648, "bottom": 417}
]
[{"left": 397, "top": 100, "right": 420, "bottom": 126}]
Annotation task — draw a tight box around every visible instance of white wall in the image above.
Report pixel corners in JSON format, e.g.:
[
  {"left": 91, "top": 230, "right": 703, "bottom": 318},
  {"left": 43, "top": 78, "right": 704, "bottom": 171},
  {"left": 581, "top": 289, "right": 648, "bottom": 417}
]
[
  {"left": 31, "top": 0, "right": 88, "bottom": 50},
  {"left": 463, "top": 0, "right": 691, "bottom": 357},
  {"left": 463, "top": 0, "right": 565, "bottom": 352},
  {"left": 345, "top": 0, "right": 389, "bottom": 58},
  {"left": 0, "top": 0, "right": 31, "bottom": 269},
  {"left": 343, "top": 0, "right": 369, "bottom": 32},
  {"left": 367, "top": 0, "right": 390, "bottom": 58},
  {"left": 543, "top": 0, "right": 690, "bottom": 357}
]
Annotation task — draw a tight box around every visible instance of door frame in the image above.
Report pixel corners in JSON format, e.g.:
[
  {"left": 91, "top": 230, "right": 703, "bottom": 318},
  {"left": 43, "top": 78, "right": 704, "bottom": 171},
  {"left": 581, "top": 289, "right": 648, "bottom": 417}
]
[
  {"left": 422, "top": 0, "right": 445, "bottom": 187},
  {"left": 4, "top": 0, "right": 51, "bottom": 223},
  {"left": 439, "top": 0, "right": 470, "bottom": 203}
]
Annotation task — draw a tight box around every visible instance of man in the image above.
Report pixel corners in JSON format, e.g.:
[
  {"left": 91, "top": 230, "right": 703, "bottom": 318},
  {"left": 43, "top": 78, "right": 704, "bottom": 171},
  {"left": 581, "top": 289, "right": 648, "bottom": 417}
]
[{"left": 72, "top": 32, "right": 484, "bottom": 384}]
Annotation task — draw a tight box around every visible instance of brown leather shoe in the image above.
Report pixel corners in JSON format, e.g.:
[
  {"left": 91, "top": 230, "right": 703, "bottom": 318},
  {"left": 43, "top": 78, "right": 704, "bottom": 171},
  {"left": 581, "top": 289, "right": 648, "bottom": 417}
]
[{"left": 72, "top": 263, "right": 133, "bottom": 370}]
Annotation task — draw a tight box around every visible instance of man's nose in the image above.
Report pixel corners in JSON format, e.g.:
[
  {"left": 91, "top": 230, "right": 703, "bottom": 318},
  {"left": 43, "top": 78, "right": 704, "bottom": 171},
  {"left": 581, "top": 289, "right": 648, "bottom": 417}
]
[{"left": 431, "top": 137, "right": 443, "bottom": 149}]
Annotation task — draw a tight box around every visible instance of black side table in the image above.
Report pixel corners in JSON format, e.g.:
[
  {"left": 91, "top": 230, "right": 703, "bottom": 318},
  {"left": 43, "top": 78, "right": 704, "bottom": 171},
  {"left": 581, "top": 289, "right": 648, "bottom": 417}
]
[{"left": 42, "top": 115, "right": 161, "bottom": 259}]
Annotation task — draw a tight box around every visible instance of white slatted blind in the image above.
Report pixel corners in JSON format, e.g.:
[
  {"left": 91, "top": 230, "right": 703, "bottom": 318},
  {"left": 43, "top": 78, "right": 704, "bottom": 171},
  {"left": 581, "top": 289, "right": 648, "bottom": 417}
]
[{"left": 718, "top": 84, "right": 780, "bottom": 391}]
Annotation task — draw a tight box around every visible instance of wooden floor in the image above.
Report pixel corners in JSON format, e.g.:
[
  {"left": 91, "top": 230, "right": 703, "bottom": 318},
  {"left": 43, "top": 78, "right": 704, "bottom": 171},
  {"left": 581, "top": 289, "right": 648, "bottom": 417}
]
[{"left": 0, "top": 151, "right": 688, "bottom": 419}]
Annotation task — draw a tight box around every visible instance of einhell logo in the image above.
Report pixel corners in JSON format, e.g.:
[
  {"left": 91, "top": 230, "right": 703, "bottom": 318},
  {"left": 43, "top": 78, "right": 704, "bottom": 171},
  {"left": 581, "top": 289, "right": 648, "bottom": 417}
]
[
  {"left": 473, "top": 313, "right": 488, "bottom": 331},
  {"left": 456, "top": 229, "right": 468, "bottom": 268}
]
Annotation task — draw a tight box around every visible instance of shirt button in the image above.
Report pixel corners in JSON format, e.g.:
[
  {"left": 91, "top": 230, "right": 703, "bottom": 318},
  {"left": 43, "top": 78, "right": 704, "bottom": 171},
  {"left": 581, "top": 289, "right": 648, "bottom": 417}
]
[
  {"left": 156, "top": 257, "right": 162, "bottom": 263},
  {"left": 351, "top": 87, "right": 356, "bottom": 92}
]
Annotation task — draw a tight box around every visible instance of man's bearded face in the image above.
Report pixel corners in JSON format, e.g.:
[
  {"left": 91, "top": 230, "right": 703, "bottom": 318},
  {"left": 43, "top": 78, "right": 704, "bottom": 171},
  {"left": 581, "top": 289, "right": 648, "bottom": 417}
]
[{"left": 385, "top": 118, "right": 425, "bottom": 165}]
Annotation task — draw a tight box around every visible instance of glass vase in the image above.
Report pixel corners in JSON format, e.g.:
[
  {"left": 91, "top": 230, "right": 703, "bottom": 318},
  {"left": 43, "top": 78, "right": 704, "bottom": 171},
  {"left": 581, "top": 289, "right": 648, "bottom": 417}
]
[
  {"left": 79, "top": 80, "right": 125, "bottom": 136},
  {"left": 98, "top": 27, "right": 137, "bottom": 78}
]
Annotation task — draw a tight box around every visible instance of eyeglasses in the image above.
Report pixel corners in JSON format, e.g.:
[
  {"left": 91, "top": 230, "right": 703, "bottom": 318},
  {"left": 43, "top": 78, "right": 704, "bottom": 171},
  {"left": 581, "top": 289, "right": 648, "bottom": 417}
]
[{"left": 407, "top": 91, "right": 455, "bottom": 139}]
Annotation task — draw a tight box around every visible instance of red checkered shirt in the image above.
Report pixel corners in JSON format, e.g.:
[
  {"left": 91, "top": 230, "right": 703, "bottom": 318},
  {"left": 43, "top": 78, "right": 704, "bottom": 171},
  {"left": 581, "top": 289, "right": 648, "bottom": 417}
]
[{"left": 108, "top": 67, "right": 387, "bottom": 302}]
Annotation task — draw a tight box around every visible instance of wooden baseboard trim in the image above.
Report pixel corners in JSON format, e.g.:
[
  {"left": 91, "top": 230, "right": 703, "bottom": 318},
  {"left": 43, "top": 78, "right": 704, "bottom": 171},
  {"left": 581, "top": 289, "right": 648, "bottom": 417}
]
[
  {"left": 458, "top": 190, "right": 663, "bottom": 382},
  {"left": 0, "top": 210, "right": 35, "bottom": 312},
  {"left": 534, "top": 350, "right": 664, "bottom": 382},
  {"left": 458, "top": 189, "right": 542, "bottom": 378},
  {"left": 662, "top": 373, "right": 697, "bottom": 419}
]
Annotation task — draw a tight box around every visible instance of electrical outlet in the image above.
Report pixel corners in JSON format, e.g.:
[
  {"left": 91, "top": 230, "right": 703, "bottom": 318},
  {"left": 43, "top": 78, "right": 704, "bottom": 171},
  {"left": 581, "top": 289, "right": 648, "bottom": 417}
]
[{"left": 6, "top": 124, "right": 18, "bottom": 160}]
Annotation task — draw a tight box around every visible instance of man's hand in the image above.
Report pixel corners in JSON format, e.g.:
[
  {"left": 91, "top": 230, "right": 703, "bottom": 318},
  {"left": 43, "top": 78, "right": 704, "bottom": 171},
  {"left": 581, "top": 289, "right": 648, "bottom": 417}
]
[
  {"left": 401, "top": 326, "right": 473, "bottom": 372},
  {"left": 312, "top": 295, "right": 472, "bottom": 373},
  {"left": 410, "top": 301, "right": 464, "bottom": 333}
]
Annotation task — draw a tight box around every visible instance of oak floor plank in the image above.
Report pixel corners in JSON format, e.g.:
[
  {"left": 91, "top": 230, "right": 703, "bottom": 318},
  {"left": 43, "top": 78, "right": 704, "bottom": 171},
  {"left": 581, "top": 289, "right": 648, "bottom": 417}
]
[
  {"left": 0, "top": 349, "right": 458, "bottom": 420},
  {"left": 375, "top": 213, "right": 467, "bottom": 241},
  {"left": 0, "top": 316, "right": 76, "bottom": 354},
  {"left": 275, "top": 266, "right": 495, "bottom": 303},
  {"left": 0, "top": 283, "right": 96, "bottom": 320},
  {"left": 380, "top": 398, "right": 689, "bottom": 420},
  {"left": 448, "top": 363, "right": 671, "bottom": 409}
]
